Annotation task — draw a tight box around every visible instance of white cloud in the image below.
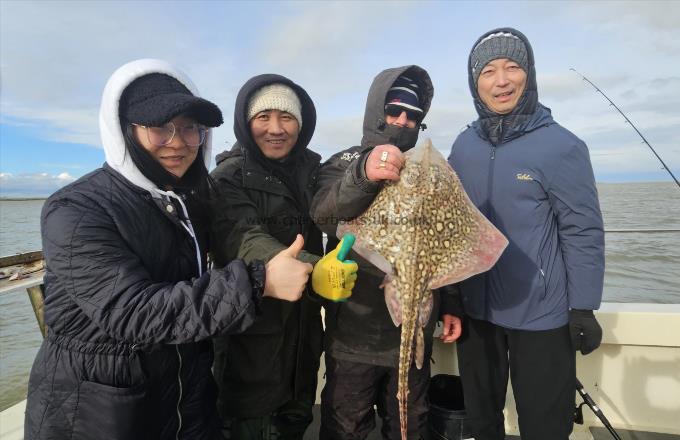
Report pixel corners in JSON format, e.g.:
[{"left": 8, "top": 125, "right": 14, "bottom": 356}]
[
  {"left": 0, "top": 1, "right": 240, "bottom": 149},
  {"left": 0, "top": 172, "right": 76, "bottom": 197},
  {"left": 604, "top": 6, "right": 679, "bottom": 56},
  {"left": 0, "top": 0, "right": 678, "bottom": 184},
  {"left": 537, "top": 72, "right": 630, "bottom": 102},
  {"left": 256, "top": 2, "right": 417, "bottom": 96},
  {"left": 585, "top": 1, "right": 680, "bottom": 35},
  {"left": 1, "top": 103, "right": 100, "bottom": 146}
]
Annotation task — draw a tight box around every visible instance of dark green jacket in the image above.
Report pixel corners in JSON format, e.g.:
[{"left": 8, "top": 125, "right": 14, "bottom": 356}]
[
  {"left": 210, "top": 74, "right": 323, "bottom": 418},
  {"left": 310, "top": 65, "right": 461, "bottom": 367}
]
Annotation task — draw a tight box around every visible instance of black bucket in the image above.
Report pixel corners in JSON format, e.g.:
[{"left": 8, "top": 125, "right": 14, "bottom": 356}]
[{"left": 428, "top": 374, "right": 473, "bottom": 440}]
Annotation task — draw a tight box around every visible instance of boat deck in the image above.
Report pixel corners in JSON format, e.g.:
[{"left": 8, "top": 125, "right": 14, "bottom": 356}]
[
  {"left": 3, "top": 399, "right": 678, "bottom": 440},
  {"left": 301, "top": 405, "right": 680, "bottom": 440},
  {"left": 300, "top": 405, "right": 586, "bottom": 439},
  {"left": 2, "top": 261, "right": 679, "bottom": 440}
]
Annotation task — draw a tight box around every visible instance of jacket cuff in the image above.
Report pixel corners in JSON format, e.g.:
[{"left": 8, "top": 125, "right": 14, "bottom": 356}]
[
  {"left": 438, "top": 284, "right": 464, "bottom": 318},
  {"left": 247, "top": 260, "right": 266, "bottom": 315},
  {"left": 349, "top": 152, "right": 381, "bottom": 193},
  {"left": 298, "top": 250, "right": 322, "bottom": 266}
]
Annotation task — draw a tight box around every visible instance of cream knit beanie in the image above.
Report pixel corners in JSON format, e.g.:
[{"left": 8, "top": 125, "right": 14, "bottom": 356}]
[{"left": 247, "top": 83, "right": 302, "bottom": 130}]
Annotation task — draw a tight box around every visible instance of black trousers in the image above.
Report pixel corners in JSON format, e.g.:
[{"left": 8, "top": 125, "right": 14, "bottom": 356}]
[
  {"left": 319, "top": 354, "right": 430, "bottom": 440},
  {"left": 221, "top": 399, "right": 313, "bottom": 440},
  {"left": 456, "top": 318, "right": 575, "bottom": 440}
]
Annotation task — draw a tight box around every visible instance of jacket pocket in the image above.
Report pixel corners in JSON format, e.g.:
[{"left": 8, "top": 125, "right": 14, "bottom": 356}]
[{"left": 71, "top": 381, "right": 147, "bottom": 440}]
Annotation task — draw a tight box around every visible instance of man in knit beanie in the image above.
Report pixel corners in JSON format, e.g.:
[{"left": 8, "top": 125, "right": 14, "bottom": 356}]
[
  {"left": 247, "top": 83, "right": 303, "bottom": 131},
  {"left": 245, "top": 83, "right": 304, "bottom": 160},
  {"left": 210, "top": 75, "right": 357, "bottom": 440},
  {"left": 445, "top": 28, "right": 604, "bottom": 440},
  {"left": 470, "top": 30, "right": 529, "bottom": 87}
]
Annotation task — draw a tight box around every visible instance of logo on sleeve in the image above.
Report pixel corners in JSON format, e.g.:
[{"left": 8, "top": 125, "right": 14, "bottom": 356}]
[
  {"left": 341, "top": 152, "right": 361, "bottom": 162},
  {"left": 516, "top": 173, "right": 533, "bottom": 181}
]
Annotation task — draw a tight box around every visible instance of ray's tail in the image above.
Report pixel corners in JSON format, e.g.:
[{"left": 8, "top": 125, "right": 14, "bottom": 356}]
[{"left": 398, "top": 307, "right": 417, "bottom": 440}]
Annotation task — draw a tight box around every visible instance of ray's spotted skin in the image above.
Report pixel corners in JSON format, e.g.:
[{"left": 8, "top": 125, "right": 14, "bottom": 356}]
[{"left": 338, "top": 139, "right": 508, "bottom": 440}]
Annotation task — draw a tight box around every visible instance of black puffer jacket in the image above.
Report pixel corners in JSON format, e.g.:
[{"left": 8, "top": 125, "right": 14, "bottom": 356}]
[
  {"left": 24, "top": 60, "right": 263, "bottom": 440},
  {"left": 310, "top": 65, "right": 460, "bottom": 367},
  {"left": 210, "top": 74, "right": 323, "bottom": 418}
]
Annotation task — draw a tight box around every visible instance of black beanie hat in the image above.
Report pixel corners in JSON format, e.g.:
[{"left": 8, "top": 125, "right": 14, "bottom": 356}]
[{"left": 120, "top": 73, "right": 223, "bottom": 127}]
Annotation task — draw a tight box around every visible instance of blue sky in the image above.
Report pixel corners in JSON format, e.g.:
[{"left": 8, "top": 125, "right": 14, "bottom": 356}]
[{"left": 1, "top": 0, "right": 679, "bottom": 196}]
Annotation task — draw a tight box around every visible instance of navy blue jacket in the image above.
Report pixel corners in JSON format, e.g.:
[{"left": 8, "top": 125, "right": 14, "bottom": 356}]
[{"left": 448, "top": 28, "right": 604, "bottom": 330}]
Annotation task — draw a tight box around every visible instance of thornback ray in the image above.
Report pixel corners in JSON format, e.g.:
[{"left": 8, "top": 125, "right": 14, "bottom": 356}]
[{"left": 337, "top": 139, "right": 508, "bottom": 440}]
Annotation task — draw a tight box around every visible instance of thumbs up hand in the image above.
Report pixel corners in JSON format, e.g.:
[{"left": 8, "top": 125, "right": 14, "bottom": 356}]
[
  {"left": 312, "top": 234, "right": 359, "bottom": 302},
  {"left": 264, "top": 234, "right": 313, "bottom": 301}
]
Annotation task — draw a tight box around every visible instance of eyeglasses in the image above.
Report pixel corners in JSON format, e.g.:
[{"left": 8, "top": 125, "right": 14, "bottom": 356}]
[
  {"left": 384, "top": 104, "right": 422, "bottom": 122},
  {"left": 132, "top": 122, "right": 206, "bottom": 147}
]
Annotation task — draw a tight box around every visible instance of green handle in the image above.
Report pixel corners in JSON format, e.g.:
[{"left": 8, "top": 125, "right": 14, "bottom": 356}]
[{"left": 337, "top": 234, "right": 356, "bottom": 261}]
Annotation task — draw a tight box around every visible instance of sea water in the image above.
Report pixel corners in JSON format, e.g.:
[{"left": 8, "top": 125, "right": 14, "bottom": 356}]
[{"left": 1, "top": 182, "right": 679, "bottom": 410}]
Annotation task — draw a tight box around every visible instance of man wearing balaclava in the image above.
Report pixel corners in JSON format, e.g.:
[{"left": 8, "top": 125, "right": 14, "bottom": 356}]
[
  {"left": 310, "top": 66, "right": 461, "bottom": 439},
  {"left": 446, "top": 28, "right": 605, "bottom": 440}
]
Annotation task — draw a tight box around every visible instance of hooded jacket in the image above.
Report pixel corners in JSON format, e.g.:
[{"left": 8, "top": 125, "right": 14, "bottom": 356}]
[
  {"left": 309, "top": 65, "right": 457, "bottom": 367},
  {"left": 209, "top": 74, "right": 323, "bottom": 418},
  {"left": 448, "top": 28, "right": 605, "bottom": 330},
  {"left": 24, "top": 59, "right": 263, "bottom": 440}
]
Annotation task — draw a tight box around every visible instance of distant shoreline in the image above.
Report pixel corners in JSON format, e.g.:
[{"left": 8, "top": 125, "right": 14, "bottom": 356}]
[{"left": 0, "top": 181, "right": 674, "bottom": 202}]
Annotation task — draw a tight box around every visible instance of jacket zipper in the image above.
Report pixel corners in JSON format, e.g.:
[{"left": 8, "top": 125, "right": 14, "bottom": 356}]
[
  {"left": 152, "top": 189, "right": 203, "bottom": 440},
  {"left": 171, "top": 195, "right": 201, "bottom": 440},
  {"left": 496, "top": 117, "right": 504, "bottom": 147},
  {"left": 154, "top": 189, "right": 203, "bottom": 276},
  {"left": 175, "top": 345, "right": 183, "bottom": 440},
  {"left": 487, "top": 117, "right": 502, "bottom": 209},
  {"left": 485, "top": 117, "right": 501, "bottom": 318},
  {"left": 174, "top": 197, "right": 202, "bottom": 276}
]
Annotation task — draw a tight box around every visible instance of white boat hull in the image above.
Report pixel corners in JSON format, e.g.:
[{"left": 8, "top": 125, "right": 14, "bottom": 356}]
[
  {"left": 427, "top": 302, "right": 680, "bottom": 436},
  {"left": 3, "top": 303, "right": 679, "bottom": 439}
]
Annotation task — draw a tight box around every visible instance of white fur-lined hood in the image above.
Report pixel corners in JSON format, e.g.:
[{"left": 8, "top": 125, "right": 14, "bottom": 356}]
[{"left": 99, "top": 59, "right": 213, "bottom": 194}]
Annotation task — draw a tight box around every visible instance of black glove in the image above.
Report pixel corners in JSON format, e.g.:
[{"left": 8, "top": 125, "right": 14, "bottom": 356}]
[{"left": 569, "top": 309, "right": 602, "bottom": 355}]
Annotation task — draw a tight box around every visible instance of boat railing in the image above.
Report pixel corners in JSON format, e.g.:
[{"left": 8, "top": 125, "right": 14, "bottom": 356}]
[
  {"left": 2, "top": 229, "right": 680, "bottom": 437},
  {"left": 0, "top": 252, "right": 46, "bottom": 337},
  {"left": 604, "top": 228, "right": 680, "bottom": 233},
  {"left": 2, "top": 227, "right": 680, "bottom": 337}
]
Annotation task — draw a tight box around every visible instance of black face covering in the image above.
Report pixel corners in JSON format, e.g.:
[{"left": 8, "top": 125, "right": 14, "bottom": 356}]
[
  {"left": 377, "top": 122, "right": 421, "bottom": 152},
  {"left": 123, "top": 123, "right": 208, "bottom": 192}
]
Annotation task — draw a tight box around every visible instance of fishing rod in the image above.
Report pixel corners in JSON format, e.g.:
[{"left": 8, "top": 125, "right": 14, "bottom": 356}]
[
  {"left": 574, "top": 378, "right": 622, "bottom": 440},
  {"left": 570, "top": 68, "right": 680, "bottom": 189}
]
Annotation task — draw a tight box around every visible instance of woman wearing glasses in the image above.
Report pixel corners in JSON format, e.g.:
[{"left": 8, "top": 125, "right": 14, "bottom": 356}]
[{"left": 24, "top": 59, "right": 312, "bottom": 440}]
